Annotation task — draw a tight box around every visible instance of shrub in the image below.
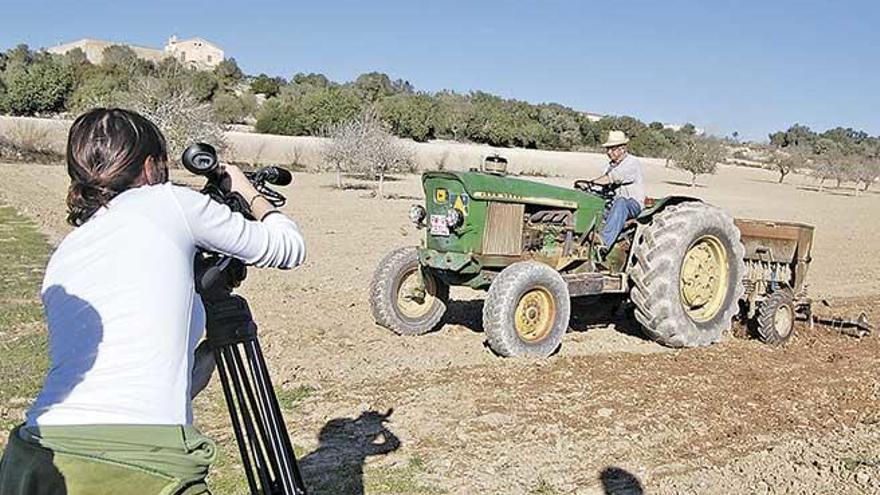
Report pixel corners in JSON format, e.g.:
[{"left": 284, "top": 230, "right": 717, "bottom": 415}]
[
  {"left": 212, "top": 91, "right": 258, "bottom": 124},
  {"left": 3, "top": 60, "right": 74, "bottom": 115},
  {"left": 250, "top": 73, "right": 283, "bottom": 97},
  {"left": 0, "top": 120, "right": 64, "bottom": 163},
  {"left": 378, "top": 92, "right": 437, "bottom": 142},
  {"left": 255, "top": 87, "right": 363, "bottom": 136}
]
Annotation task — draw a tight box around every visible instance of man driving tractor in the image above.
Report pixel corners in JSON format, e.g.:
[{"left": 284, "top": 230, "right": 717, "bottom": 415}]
[{"left": 587, "top": 130, "right": 645, "bottom": 251}]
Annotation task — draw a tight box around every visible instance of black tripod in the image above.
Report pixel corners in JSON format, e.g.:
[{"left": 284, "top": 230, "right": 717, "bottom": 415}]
[
  {"left": 183, "top": 143, "right": 307, "bottom": 495},
  {"left": 201, "top": 274, "right": 307, "bottom": 495}
]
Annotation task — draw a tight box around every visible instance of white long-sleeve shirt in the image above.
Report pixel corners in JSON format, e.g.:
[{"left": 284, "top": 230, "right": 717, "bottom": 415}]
[{"left": 26, "top": 182, "right": 305, "bottom": 426}]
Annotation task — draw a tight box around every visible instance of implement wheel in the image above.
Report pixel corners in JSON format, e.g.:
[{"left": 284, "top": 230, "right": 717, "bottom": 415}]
[{"left": 755, "top": 287, "right": 795, "bottom": 345}]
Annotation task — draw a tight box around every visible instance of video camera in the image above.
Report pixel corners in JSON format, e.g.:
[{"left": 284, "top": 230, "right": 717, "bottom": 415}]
[
  {"left": 182, "top": 142, "right": 292, "bottom": 219},
  {"left": 181, "top": 143, "right": 294, "bottom": 298}
]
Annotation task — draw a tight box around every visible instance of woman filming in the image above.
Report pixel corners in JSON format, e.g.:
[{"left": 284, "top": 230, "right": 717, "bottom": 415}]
[{"left": 0, "top": 108, "right": 306, "bottom": 495}]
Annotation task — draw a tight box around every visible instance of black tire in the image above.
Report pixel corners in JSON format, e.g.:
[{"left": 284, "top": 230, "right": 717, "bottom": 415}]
[
  {"left": 755, "top": 287, "right": 795, "bottom": 345},
  {"left": 483, "top": 261, "right": 571, "bottom": 357},
  {"left": 370, "top": 247, "right": 449, "bottom": 335},
  {"left": 628, "top": 202, "right": 746, "bottom": 347}
]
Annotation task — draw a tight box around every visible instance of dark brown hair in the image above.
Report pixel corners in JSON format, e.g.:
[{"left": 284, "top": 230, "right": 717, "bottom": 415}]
[{"left": 66, "top": 108, "right": 168, "bottom": 226}]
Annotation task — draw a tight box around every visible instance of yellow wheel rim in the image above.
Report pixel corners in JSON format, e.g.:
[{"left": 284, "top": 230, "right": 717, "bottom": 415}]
[
  {"left": 396, "top": 268, "right": 437, "bottom": 320},
  {"left": 775, "top": 304, "right": 794, "bottom": 337},
  {"left": 679, "top": 235, "right": 730, "bottom": 322},
  {"left": 514, "top": 288, "right": 556, "bottom": 342}
]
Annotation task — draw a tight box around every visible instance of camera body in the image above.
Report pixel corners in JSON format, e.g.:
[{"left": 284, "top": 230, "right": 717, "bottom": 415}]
[{"left": 181, "top": 143, "right": 292, "bottom": 298}]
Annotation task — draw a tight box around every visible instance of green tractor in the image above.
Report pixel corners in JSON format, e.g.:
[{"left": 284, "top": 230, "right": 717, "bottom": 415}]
[{"left": 370, "top": 156, "right": 746, "bottom": 357}]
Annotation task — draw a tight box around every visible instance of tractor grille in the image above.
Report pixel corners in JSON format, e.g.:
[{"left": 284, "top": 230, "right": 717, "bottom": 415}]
[{"left": 482, "top": 202, "right": 524, "bottom": 255}]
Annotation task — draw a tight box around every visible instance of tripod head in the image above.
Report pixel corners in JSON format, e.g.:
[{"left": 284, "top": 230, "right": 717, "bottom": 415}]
[{"left": 182, "top": 143, "right": 292, "bottom": 300}]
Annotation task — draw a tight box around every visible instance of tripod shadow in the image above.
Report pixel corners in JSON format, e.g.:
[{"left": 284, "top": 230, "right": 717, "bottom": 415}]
[
  {"left": 300, "top": 409, "right": 401, "bottom": 495},
  {"left": 600, "top": 466, "right": 644, "bottom": 494}
]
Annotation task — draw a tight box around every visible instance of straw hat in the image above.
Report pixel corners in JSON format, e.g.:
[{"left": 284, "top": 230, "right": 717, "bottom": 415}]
[{"left": 601, "top": 130, "right": 630, "bottom": 148}]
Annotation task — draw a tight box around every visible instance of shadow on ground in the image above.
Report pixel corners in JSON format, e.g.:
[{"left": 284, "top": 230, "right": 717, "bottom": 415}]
[
  {"left": 444, "top": 299, "right": 485, "bottom": 333},
  {"left": 300, "top": 409, "right": 401, "bottom": 495},
  {"left": 600, "top": 466, "right": 644, "bottom": 494},
  {"left": 569, "top": 295, "right": 648, "bottom": 340},
  {"left": 663, "top": 180, "right": 705, "bottom": 188}
]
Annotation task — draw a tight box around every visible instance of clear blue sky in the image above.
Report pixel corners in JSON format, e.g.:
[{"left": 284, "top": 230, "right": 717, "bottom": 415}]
[{"left": 3, "top": 0, "right": 878, "bottom": 141}]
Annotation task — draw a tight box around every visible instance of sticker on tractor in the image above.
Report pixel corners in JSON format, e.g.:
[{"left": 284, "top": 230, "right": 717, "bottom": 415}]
[
  {"left": 453, "top": 194, "right": 469, "bottom": 215},
  {"left": 430, "top": 215, "right": 450, "bottom": 236},
  {"left": 435, "top": 188, "right": 448, "bottom": 204}
]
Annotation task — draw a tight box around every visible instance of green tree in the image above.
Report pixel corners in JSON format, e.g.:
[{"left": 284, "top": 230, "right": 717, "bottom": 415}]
[
  {"left": 769, "top": 123, "right": 815, "bottom": 148},
  {"left": 671, "top": 136, "right": 725, "bottom": 186},
  {"left": 255, "top": 87, "right": 363, "bottom": 135},
  {"left": 250, "top": 73, "right": 283, "bottom": 97},
  {"left": 214, "top": 58, "right": 244, "bottom": 91},
  {"left": 3, "top": 59, "right": 74, "bottom": 115},
  {"left": 63, "top": 48, "right": 89, "bottom": 66},
  {"left": 67, "top": 66, "right": 129, "bottom": 112},
  {"left": 434, "top": 91, "right": 473, "bottom": 141},
  {"left": 4, "top": 44, "right": 33, "bottom": 71},
  {"left": 352, "top": 71, "right": 395, "bottom": 102},
  {"left": 212, "top": 91, "right": 258, "bottom": 124},
  {"left": 101, "top": 45, "right": 152, "bottom": 76},
  {"left": 378, "top": 92, "right": 438, "bottom": 142},
  {"left": 291, "top": 72, "right": 331, "bottom": 88},
  {"left": 188, "top": 70, "right": 219, "bottom": 102}
]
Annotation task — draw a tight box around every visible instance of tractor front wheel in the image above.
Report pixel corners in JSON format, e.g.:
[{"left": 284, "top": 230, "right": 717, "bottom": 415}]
[
  {"left": 483, "top": 261, "right": 570, "bottom": 357},
  {"left": 370, "top": 247, "right": 449, "bottom": 335}
]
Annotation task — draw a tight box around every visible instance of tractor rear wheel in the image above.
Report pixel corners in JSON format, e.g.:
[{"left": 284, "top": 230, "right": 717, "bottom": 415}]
[
  {"left": 628, "top": 202, "right": 745, "bottom": 347},
  {"left": 755, "top": 287, "right": 795, "bottom": 345},
  {"left": 483, "top": 261, "right": 570, "bottom": 357},
  {"left": 370, "top": 247, "right": 449, "bottom": 335}
]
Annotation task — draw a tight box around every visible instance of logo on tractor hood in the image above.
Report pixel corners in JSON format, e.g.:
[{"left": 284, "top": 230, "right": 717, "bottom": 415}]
[
  {"left": 435, "top": 188, "right": 448, "bottom": 204},
  {"left": 452, "top": 193, "right": 470, "bottom": 215}
]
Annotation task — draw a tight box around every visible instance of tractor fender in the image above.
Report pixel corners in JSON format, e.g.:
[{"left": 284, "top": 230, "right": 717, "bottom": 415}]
[
  {"left": 635, "top": 195, "right": 702, "bottom": 223},
  {"left": 623, "top": 196, "right": 702, "bottom": 277}
]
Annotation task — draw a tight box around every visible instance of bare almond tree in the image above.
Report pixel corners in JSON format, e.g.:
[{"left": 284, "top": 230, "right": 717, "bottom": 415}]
[
  {"left": 120, "top": 77, "right": 226, "bottom": 165},
  {"left": 323, "top": 109, "right": 414, "bottom": 198}
]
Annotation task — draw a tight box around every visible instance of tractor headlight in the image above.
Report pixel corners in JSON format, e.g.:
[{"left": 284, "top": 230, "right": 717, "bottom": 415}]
[
  {"left": 445, "top": 209, "right": 464, "bottom": 229},
  {"left": 409, "top": 205, "right": 426, "bottom": 227}
]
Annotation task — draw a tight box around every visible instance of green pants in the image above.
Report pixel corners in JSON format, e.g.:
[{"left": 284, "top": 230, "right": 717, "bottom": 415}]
[{"left": 0, "top": 424, "right": 216, "bottom": 495}]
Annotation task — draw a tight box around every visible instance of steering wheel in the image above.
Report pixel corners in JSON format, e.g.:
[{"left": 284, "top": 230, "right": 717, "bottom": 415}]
[{"left": 574, "top": 180, "right": 621, "bottom": 198}]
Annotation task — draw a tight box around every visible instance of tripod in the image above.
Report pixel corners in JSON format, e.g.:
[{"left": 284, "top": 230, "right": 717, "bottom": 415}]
[
  {"left": 182, "top": 142, "right": 307, "bottom": 494},
  {"left": 201, "top": 266, "right": 308, "bottom": 495}
]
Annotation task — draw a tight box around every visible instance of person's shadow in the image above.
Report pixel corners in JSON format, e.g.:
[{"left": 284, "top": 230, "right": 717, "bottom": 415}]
[
  {"left": 0, "top": 285, "right": 103, "bottom": 494},
  {"left": 300, "top": 409, "right": 401, "bottom": 495},
  {"left": 600, "top": 467, "right": 644, "bottom": 495}
]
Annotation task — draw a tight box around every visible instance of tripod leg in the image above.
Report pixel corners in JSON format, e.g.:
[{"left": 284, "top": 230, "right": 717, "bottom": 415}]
[
  {"left": 230, "top": 343, "right": 289, "bottom": 491},
  {"left": 214, "top": 348, "right": 260, "bottom": 495},
  {"left": 247, "top": 340, "right": 309, "bottom": 493},
  {"left": 221, "top": 346, "right": 275, "bottom": 495}
]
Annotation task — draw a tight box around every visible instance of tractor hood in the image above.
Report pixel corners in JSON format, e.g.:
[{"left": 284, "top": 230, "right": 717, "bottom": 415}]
[{"left": 422, "top": 171, "right": 596, "bottom": 210}]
